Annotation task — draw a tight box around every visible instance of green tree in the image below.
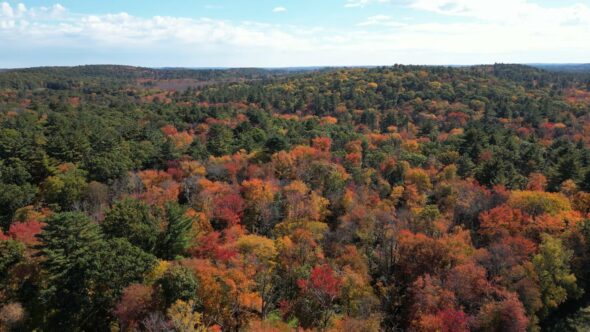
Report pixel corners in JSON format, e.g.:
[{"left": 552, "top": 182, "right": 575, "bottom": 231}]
[
  {"left": 157, "top": 203, "right": 193, "bottom": 260},
  {"left": 550, "top": 157, "right": 581, "bottom": 190},
  {"left": 157, "top": 265, "right": 199, "bottom": 308},
  {"left": 265, "top": 135, "right": 289, "bottom": 155},
  {"left": 84, "top": 146, "right": 133, "bottom": 182},
  {"left": 41, "top": 165, "right": 88, "bottom": 210},
  {"left": 581, "top": 169, "right": 590, "bottom": 192},
  {"left": 92, "top": 238, "right": 157, "bottom": 328},
  {"left": 0, "top": 240, "right": 24, "bottom": 280},
  {"left": 101, "top": 198, "right": 160, "bottom": 253},
  {"left": 189, "top": 140, "right": 209, "bottom": 161},
  {"left": 533, "top": 234, "right": 580, "bottom": 318},
  {"left": 207, "top": 124, "right": 234, "bottom": 157},
  {"left": 36, "top": 212, "right": 103, "bottom": 330},
  {"left": 0, "top": 183, "right": 37, "bottom": 227},
  {"left": 37, "top": 212, "right": 157, "bottom": 330}
]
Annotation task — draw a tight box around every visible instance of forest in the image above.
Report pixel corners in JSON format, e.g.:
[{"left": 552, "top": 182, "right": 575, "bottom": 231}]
[{"left": 1, "top": 63, "right": 590, "bottom": 331}]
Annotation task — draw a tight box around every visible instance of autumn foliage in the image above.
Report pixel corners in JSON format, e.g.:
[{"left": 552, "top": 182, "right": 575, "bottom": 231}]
[{"left": 2, "top": 64, "right": 590, "bottom": 331}]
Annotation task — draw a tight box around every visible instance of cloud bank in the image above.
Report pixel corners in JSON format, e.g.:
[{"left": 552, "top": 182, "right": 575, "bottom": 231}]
[{"left": 0, "top": 1, "right": 589, "bottom": 67}]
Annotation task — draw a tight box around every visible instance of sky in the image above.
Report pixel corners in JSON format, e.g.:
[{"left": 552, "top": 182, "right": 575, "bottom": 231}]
[{"left": 0, "top": 0, "right": 589, "bottom": 68}]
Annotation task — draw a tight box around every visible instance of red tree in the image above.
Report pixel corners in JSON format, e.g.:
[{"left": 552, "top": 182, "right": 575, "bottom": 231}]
[
  {"left": 416, "top": 308, "right": 470, "bottom": 332},
  {"left": 474, "top": 294, "right": 529, "bottom": 332},
  {"left": 297, "top": 264, "right": 341, "bottom": 299},
  {"left": 8, "top": 221, "right": 45, "bottom": 245},
  {"left": 296, "top": 264, "right": 342, "bottom": 328},
  {"left": 114, "top": 284, "right": 155, "bottom": 331},
  {"left": 479, "top": 204, "right": 531, "bottom": 239},
  {"left": 213, "top": 193, "right": 245, "bottom": 227}
]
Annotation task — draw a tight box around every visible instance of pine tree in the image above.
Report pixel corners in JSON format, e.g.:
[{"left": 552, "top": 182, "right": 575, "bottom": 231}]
[
  {"left": 157, "top": 203, "right": 193, "bottom": 260},
  {"left": 36, "top": 212, "right": 103, "bottom": 330}
]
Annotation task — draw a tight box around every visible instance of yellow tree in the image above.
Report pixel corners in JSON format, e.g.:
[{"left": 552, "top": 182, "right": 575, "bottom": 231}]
[
  {"left": 241, "top": 179, "right": 278, "bottom": 235},
  {"left": 167, "top": 300, "right": 207, "bottom": 332},
  {"left": 236, "top": 235, "right": 278, "bottom": 319}
]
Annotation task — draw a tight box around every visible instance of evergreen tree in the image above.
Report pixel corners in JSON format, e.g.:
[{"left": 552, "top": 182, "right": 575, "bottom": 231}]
[
  {"left": 207, "top": 124, "right": 234, "bottom": 157},
  {"left": 157, "top": 203, "right": 193, "bottom": 260},
  {"left": 157, "top": 265, "right": 199, "bottom": 308},
  {"left": 36, "top": 212, "right": 103, "bottom": 330},
  {"left": 101, "top": 198, "right": 160, "bottom": 253}
]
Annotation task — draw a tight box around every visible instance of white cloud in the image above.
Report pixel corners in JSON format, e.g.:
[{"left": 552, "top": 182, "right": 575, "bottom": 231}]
[
  {"left": 272, "top": 6, "right": 287, "bottom": 13},
  {"left": 16, "top": 3, "right": 27, "bottom": 15},
  {"left": 26, "top": 3, "right": 67, "bottom": 19},
  {"left": 0, "top": 1, "right": 589, "bottom": 67},
  {"left": 345, "top": 0, "right": 391, "bottom": 8},
  {"left": 409, "top": 0, "right": 590, "bottom": 26},
  {"left": 1, "top": 2, "right": 13, "bottom": 17},
  {"left": 52, "top": 4, "right": 66, "bottom": 16},
  {"left": 0, "top": 4, "right": 314, "bottom": 56},
  {"left": 357, "top": 15, "right": 405, "bottom": 27}
]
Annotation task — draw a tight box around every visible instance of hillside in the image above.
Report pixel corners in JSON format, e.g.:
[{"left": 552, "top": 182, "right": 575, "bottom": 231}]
[{"left": 1, "top": 64, "right": 590, "bottom": 331}]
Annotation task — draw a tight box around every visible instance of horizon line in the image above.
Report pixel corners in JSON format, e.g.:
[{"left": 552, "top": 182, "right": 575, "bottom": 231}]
[{"left": 1, "top": 62, "right": 589, "bottom": 71}]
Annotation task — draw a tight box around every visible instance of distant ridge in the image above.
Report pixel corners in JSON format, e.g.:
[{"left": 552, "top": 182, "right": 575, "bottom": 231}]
[
  {"left": 529, "top": 63, "right": 590, "bottom": 73},
  {"left": 1, "top": 63, "right": 588, "bottom": 91},
  {"left": 2, "top": 63, "right": 589, "bottom": 73},
  {"left": 0, "top": 65, "right": 324, "bottom": 90}
]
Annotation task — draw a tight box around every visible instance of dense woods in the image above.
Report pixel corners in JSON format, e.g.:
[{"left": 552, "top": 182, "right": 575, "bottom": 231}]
[{"left": 1, "top": 64, "right": 590, "bottom": 331}]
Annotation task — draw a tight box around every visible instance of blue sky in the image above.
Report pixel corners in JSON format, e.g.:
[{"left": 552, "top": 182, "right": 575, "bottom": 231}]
[{"left": 0, "top": 0, "right": 589, "bottom": 67}]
